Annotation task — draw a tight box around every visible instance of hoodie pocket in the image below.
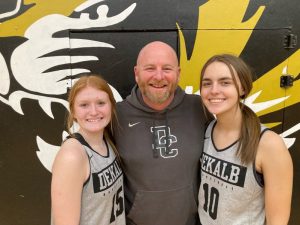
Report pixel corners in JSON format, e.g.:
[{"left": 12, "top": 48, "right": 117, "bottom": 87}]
[{"left": 127, "top": 185, "right": 198, "bottom": 225}]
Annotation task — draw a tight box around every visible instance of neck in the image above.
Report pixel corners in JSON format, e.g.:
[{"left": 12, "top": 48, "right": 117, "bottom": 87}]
[
  {"left": 78, "top": 129, "right": 104, "bottom": 145},
  {"left": 216, "top": 108, "right": 242, "bottom": 131},
  {"left": 79, "top": 130, "right": 108, "bottom": 155}
]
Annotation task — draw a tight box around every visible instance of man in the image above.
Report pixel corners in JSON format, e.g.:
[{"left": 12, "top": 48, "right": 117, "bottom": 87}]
[{"left": 114, "top": 41, "right": 210, "bottom": 225}]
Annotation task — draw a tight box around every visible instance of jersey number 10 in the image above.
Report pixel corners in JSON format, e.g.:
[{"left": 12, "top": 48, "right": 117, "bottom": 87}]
[{"left": 203, "top": 183, "right": 219, "bottom": 220}]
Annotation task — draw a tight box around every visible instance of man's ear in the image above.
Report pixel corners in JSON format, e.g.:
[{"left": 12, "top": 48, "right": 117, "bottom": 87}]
[{"left": 134, "top": 66, "right": 139, "bottom": 83}]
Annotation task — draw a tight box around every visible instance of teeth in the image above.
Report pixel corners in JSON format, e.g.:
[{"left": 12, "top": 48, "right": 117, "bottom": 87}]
[
  {"left": 87, "top": 118, "right": 101, "bottom": 122},
  {"left": 152, "top": 85, "right": 166, "bottom": 88},
  {"left": 210, "top": 99, "right": 224, "bottom": 103},
  {"left": 150, "top": 83, "right": 167, "bottom": 88}
]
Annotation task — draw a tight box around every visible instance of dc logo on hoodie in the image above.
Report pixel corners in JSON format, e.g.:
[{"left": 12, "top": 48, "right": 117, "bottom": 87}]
[{"left": 150, "top": 125, "right": 178, "bottom": 158}]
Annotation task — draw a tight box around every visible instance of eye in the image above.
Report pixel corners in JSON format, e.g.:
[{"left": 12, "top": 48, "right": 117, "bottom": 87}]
[
  {"left": 163, "top": 67, "right": 173, "bottom": 72},
  {"left": 97, "top": 101, "right": 105, "bottom": 105},
  {"left": 201, "top": 81, "right": 211, "bottom": 87},
  {"left": 79, "top": 103, "right": 88, "bottom": 107},
  {"left": 220, "top": 80, "right": 232, "bottom": 86},
  {"left": 145, "top": 67, "right": 155, "bottom": 72}
]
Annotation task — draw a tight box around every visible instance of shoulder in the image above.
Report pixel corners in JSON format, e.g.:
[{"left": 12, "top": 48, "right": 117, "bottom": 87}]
[
  {"left": 116, "top": 99, "right": 126, "bottom": 108},
  {"left": 116, "top": 98, "right": 132, "bottom": 111},
  {"left": 256, "top": 130, "right": 292, "bottom": 172},
  {"left": 183, "top": 93, "right": 208, "bottom": 110},
  {"left": 61, "top": 137, "right": 86, "bottom": 155},
  {"left": 259, "top": 129, "right": 286, "bottom": 151},
  {"left": 116, "top": 99, "right": 134, "bottom": 120},
  {"left": 52, "top": 138, "right": 88, "bottom": 172},
  {"left": 180, "top": 93, "right": 202, "bottom": 108},
  {"left": 51, "top": 138, "right": 90, "bottom": 195},
  {"left": 183, "top": 93, "right": 200, "bottom": 101},
  {"left": 183, "top": 94, "right": 214, "bottom": 122}
]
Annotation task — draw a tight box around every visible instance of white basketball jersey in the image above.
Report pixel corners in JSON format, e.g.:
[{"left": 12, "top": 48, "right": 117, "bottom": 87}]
[{"left": 198, "top": 120, "right": 266, "bottom": 225}]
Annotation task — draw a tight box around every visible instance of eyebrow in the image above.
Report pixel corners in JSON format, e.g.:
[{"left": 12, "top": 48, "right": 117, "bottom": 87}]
[
  {"left": 202, "top": 76, "right": 233, "bottom": 81},
  {"left": 142, "top": 63, "right": 176, "bottom": 67},
  {"left": 219, "top": 77, "right": 233, "bottom": 81}
]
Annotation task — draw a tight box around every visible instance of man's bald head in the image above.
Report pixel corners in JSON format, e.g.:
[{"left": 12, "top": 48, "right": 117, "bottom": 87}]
[{"left": 136, "top": 41, "right": 179, "bottom": 66}]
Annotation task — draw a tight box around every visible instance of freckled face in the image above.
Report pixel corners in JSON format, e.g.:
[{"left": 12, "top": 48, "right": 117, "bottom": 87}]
[
  {"left": 200, "top": 61, "right": 243, "bottom": 117},
  {"left": 73, "top": 86, "right": 111, "bottom": 135}
]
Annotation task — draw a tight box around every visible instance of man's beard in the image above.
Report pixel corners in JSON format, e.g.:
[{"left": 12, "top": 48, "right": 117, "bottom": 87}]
[
  {"left": 140, "top": 82, "right": 177, "bottom": 104},
  {"left": 144, "top": 89, "right": 170, "bottom": 103}
]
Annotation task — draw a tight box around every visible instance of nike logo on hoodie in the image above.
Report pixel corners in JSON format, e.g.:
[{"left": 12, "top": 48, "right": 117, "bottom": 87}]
[{"left": 128, "top": 122, "right": 141, "bottom": 127}]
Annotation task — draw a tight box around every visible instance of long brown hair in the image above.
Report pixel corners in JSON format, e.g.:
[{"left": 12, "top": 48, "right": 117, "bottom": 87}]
[
  {"left": 200, "top": 54, "right": 261, "bottom": 165},
  {"left": 66, "top": 74, "right": 119, "bottom": 160}
]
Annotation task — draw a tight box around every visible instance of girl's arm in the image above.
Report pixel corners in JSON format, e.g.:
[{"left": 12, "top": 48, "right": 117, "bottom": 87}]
[
  {"left": 256, "top": 130, "right": 293, "bottom": 225},
  {"left": 51, "top": 139, "right": 89, "bottom": 225}
]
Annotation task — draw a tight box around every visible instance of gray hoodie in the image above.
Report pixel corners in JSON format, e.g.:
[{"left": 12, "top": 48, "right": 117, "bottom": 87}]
[{"left": 114, "top": 85, "right": 209, "bottom": 225}]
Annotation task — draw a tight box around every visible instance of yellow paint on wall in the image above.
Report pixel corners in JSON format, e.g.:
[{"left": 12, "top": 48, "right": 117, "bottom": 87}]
[
  {"left": 253, "top": 49, "right": 300, "bottom": 116},
  {"left": 178, "top": 0, "right": 300, "bottom": 120},
  {"left": 178, "top": 0, "right": 265, "bottom": 92},
  {"left": 0, "top": 0, "right": 86, "bottom": 37}
]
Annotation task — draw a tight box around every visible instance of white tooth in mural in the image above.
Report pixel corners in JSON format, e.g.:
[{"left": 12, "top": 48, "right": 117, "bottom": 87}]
[
  {"left": 36, "top": 136, "right": 60, "bottom": 172},
  {"left": 0, "top": 52, "right": 10, "bottom": 95},
  {"left": 280, "top": 123, "right": 300, "bottom": 148},
  {"left": 282, "top": 65, "right": 288, "bottom": 75},
  {"left": 38, "top": 100, "right": 56, "bottom": 119},
  {"left": 244, "top": 90, "right": 289, "bottom": 113},
  {"left": 109, "top": 84, "right": 123, "bottom": 102},
  {"left": 7, "top": 91, "right": 26, "bottom": 115},
  {"left": 70, "top": 40, "right": 114, "bottom": 49},
  {"left": 281, "top": 123, "right": 300, "bottom": 137},
  {"left": 7, "top": 90, "right": 69, "bottom": 117},
  {"left": 282, "top": 138, "right": 296, "bottom": 149}
]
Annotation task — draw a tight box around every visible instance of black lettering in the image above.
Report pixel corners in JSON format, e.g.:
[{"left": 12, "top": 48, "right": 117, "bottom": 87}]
[
  {"left": 200, "top": 152, "right": 247, "bottom": 187},
  {"left": 92, "top": 159, "right": 123, "bottom": 193}
]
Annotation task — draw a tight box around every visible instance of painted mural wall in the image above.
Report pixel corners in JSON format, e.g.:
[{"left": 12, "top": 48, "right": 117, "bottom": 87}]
[{"left": 0, "top": 0, "right": 299, "bottom": 224}]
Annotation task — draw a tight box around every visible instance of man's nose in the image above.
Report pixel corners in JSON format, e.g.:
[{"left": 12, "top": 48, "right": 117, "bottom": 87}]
[{"left": 153, "top": 69, "right": 164, "bottom": 80}]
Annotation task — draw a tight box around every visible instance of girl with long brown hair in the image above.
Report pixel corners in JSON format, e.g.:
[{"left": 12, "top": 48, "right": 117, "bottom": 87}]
[{"left": 198, "top": 54, "right": 293, "bottom": 225}]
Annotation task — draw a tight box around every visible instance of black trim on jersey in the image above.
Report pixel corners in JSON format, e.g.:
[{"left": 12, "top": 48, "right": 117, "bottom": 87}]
[
  {"left": 208, "top": 120, "right": 270, "bottom": 188},
  {"left": 68, "top": 133, "right": 110, "bottom": 158},
  {"left": 253, "top": 127, "right": 270, "bottom": 187},
  {"left": 210, "top": 121, "right": 239, "bottom": 152},
  {"left": 66, "top": 133, "right": 111, "bottom": 187}
]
